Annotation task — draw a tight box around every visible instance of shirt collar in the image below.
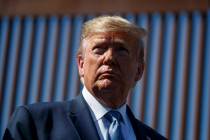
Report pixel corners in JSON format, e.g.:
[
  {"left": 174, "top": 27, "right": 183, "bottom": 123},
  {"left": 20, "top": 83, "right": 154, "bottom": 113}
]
[{"left": 82, "top": 86, "right": 127, "bottom": 121}]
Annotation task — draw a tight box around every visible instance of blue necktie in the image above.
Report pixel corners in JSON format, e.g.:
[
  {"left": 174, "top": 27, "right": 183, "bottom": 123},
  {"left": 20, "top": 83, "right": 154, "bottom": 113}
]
[{"left": 105, "top": 111, "right": 123, "bottom": 140}]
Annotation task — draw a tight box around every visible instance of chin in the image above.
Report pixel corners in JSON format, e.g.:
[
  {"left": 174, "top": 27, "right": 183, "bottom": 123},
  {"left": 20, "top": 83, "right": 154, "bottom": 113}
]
[
  {"left": 93, "top": 84, "right": 115, "bottom": 93},
  {"left": 99, "top": 80, "right": 118, "bottom": 89},
  {"left": 92, "top": 79, "right": 122, "bottom": 94}
]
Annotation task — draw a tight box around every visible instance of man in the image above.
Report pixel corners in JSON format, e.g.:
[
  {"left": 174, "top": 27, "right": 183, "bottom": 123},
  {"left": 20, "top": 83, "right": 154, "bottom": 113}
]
[{"left": 3, "top": 16, "right": 167, "bottom": 140}]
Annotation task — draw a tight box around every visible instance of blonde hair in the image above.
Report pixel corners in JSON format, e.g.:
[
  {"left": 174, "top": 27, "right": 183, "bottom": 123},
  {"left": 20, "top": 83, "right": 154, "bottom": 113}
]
[
  {"left": 78, "top": 15, "right": 146, "bottom": 56},
  {"left": 81, "top": 15, "right": 146, "bottom": 40}
]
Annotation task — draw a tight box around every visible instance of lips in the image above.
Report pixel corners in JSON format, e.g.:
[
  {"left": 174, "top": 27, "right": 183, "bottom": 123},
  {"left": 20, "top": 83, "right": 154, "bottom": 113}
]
[
  {"left": 96, "top": 65, "right": 120, "bottom": 80},
  {"left": 97, "top": 71, "right": 120, "bottom": 80}
]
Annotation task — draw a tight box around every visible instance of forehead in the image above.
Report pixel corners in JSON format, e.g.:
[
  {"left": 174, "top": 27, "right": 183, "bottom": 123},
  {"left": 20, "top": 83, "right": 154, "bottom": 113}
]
[{"left": 83, "top": 32, "right": 139, "bottom": 47}]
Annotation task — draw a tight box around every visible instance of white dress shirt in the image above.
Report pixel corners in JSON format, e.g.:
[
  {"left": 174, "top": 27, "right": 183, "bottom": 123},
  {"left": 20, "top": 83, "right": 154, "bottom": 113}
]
[{"left": 82, "top": 86, "right": 136, "bottom": 140}]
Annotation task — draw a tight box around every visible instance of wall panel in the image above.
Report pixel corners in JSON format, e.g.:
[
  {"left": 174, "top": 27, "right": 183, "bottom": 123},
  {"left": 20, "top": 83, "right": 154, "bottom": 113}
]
[{"left": 0, "top": 11, "right": 210, "bottom": 140}]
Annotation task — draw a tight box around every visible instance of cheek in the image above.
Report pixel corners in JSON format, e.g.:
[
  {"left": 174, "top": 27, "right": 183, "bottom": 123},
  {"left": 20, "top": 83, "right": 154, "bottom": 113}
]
[
  {"left": 83, "top": 56, "right": 100, "bottom": 78},
  {"left": 119, "top": 58, "right": 134, "bottom": 71},
  {"left": 119, "top": 61, "right": 137, "bottom": 80}
]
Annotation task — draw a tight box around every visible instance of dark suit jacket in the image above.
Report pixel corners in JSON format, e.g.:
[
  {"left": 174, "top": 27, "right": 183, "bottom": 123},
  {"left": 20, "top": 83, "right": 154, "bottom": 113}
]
[{"left": 3, "top": 95, "right": 167, "bottom": 140}]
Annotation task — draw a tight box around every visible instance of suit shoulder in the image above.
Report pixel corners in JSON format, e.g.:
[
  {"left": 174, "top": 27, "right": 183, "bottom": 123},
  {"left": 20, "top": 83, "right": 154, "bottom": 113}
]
[
  {"left": 14, "top": 101, "right": 72, "bottom": 121},
  {"left": 25, "top": 101, "right": 71, "bottom": 114}
]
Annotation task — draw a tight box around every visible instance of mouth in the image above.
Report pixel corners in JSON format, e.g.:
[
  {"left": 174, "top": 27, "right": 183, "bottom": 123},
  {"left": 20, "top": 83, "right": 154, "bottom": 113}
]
[{"left": 98, "top": 71, "right": 119, "bottom": 80}]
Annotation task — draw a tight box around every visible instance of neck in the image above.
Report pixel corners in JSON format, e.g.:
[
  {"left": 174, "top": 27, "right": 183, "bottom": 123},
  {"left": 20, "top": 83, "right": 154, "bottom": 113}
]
[{"left": 94, "top": 93, "right": 126, "bottom": 109}]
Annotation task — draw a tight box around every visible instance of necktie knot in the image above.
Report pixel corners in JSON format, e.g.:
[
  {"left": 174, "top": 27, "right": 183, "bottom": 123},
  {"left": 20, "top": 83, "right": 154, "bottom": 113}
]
[{"left": 105, "top": 111, "right": 122, "bottom": 122}]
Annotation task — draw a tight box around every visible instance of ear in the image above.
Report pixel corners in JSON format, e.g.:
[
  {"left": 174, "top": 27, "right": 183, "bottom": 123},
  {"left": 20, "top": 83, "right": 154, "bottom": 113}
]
[
  {"left": 135, "top": 62, "right": 144, "bottom": 82},
  {"left": 77, "top": 54, "right": 84, "bottom": 78}
]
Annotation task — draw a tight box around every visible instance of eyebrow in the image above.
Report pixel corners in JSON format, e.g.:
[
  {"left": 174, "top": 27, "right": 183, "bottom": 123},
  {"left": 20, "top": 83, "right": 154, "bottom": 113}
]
[
  {"left": 93, "top": 37, "right": 127, "bottom": 45},
  {"left": 93, "top": 41, "right": 128, "bottom": 49}
]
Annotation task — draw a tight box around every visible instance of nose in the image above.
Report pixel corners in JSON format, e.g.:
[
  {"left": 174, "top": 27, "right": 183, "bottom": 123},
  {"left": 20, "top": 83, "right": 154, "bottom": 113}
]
[{"left": 102, "top": 48, "right": 116, "bottom": 65}]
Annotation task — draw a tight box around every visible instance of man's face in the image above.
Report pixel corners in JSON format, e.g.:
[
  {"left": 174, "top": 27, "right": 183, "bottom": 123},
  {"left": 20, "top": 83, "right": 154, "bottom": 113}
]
[{"left": 77, "top": 32, "right": 144, "bottom": 108}]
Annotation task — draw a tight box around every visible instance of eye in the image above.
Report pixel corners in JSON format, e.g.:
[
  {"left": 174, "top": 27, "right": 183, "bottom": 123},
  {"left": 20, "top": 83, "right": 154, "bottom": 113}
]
[
  {"left": 116, "top": 46, "right": 129, "bottom": 56},
  {"left": 92, "top": 46, "right": 107, "bottom": 55}
]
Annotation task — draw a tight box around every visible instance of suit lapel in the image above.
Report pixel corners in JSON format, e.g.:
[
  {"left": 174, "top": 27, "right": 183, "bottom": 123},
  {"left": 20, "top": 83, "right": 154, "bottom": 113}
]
[
  {"left": 127, "top": 106, "right": 166, "bottom": 140},
  {"left": 69, "top": 95, "right": 100, "bottom": 140},
  {"left": 126, "top": 106, "right": 144, "bottom": 140}
]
